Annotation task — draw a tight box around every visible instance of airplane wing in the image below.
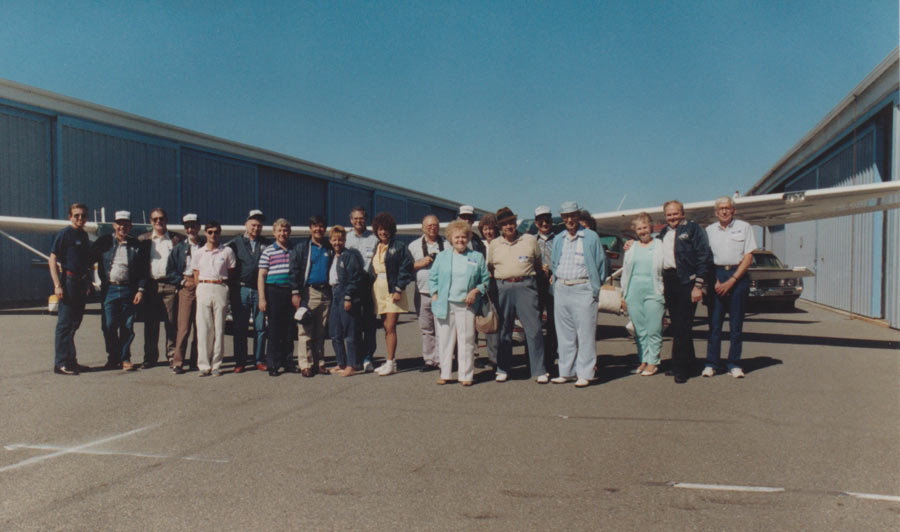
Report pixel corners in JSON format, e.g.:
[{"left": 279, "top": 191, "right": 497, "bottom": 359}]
[
  {"left": 747, "top": 266, "right": 815, "bottom": 281},
  {"left": 1, "top": 180, "right": 898, "bottom": 241},
  {"left": 591, "top": 180, "right": 900, "bottom": 234}
]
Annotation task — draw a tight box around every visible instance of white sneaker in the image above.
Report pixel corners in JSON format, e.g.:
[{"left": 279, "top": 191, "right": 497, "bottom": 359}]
[
  {"left": 551, "top": 376, "right": 575, "bottom": 384},
  {"left": 729, "top": 367, "right": 745, "bottom": 378},
  {"left": 701, "top": 366, "right": 715, "bottom": 378},
  {"left": 376, "top": 360, "right": 396, "bottom": 376},
  {"left": 495, "top": 372, "right": 508, "bottom": 382},
  {"left": 362, "top": 360, "right": 374, "bottom": 373},
  {"left": 535, "top": 374, "right": 549, "bottom": 384},
  {"left": 574, "top": 378, "right": 590, "bottom": 388}
]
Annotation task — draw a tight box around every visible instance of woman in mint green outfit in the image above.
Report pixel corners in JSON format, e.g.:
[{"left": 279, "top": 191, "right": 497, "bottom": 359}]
[{"left": 620, "top": 213, "right": 665, "bottom": 376}]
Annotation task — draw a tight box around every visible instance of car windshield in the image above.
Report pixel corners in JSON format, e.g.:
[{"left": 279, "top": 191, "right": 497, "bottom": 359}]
[
  {"left": 598, "top": 235, "right": 622, "bottom": 253},
  {"left": 753, "top": 254, "right": 784, "bottom": 268}
]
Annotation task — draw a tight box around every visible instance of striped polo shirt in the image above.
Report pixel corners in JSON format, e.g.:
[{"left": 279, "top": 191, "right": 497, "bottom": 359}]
[{"left": 259, "top": 243, "right": 292, "bottom": 286}]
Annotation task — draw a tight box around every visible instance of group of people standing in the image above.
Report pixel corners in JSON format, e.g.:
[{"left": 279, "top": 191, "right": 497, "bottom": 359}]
[{"left": 49, "top": 195, "right": 756, "bottom": 386}]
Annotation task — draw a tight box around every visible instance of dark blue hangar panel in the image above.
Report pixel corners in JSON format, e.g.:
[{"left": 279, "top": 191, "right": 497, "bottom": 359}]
[{"left": 0, "top": 80, "right": 468, "bottom": 304}]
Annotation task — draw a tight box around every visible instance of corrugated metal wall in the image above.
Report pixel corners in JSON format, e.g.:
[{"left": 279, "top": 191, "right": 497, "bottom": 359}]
[
  {"left": 181, "top": 149, "right": 256, "bottom": 223},
  {"left": 0, "top": 99, "right": 462, "bottom": 303},
  {"left": 766, "top": 225, "right": 786, "bottom": 260},
  {"left": 779, "top": 130, "right": 881, "bottom": 317},
  {"left": 258, "top": 166, "right": 327, "bottom": 225},
  {"left": 0, "top": 107, "right": 53, "bottom": 301},
  {"left": 329, "top": 184, "right": 373, "bottom": 226},
  {"left": 374, "top": 192, "right": 408, "bottom": 223},
  {"left": 61, "top": 122, "right": 178, "bottom": 221}
]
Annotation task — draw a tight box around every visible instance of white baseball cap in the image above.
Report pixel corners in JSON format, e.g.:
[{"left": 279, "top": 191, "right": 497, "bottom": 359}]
[{"left": 114, "top": 210, "right": 131, "bottom": 222}]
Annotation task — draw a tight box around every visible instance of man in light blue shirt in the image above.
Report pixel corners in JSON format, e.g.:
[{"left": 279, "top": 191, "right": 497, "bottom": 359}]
[
  {"left": 345, "top": 206, "right": 379, "bottom": 372},
  {"left": 550, "top": 201, "right": 607, "bottom": 388}
]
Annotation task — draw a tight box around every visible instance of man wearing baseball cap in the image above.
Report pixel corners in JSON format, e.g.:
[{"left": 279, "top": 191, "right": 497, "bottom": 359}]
[
  {"left": 228, "top": 209, "right": 269, "bottom": 373},
  {"left": 92, "top": 210, "right": 148, "bottom": 372}
]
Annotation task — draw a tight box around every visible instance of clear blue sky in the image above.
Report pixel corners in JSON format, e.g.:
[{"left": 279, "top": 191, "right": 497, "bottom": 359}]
[{"left": 1, "top": 1, "right": 897, "bottom": 219}]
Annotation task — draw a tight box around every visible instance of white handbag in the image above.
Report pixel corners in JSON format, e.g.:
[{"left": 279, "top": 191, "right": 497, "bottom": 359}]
[{"left": 597, "top": 281, "right": 623, "bottom": 314}]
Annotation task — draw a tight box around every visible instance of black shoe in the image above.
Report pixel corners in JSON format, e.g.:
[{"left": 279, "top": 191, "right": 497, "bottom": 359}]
[
  {"left": 474, "top": 358, "right": 486, "bottom": 369},
  {"left": 420, "top": 364, "right": 438, "bottom": 372},
  {"left": 674, "top": 374, "right": 687, "bottom": 384},
  {"left": 103, "top": 360, "right": 121, "bottom": 371},
  {"left": 54, "top": 365, "right": 79, "bottom": 375},
  {"left": 141, "top": 361, "right": 156, "bottom": 370},
  {"left": 173, "top": 366, "right": 185, "bottom": 375},
  {"left": 73, "top": 363, "right": 91, "bottom": 372},
  {"left": 268, "top": 369, "right": 279, "bottom": 377}
]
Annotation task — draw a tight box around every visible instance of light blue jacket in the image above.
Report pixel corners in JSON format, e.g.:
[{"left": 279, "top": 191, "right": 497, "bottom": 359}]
[
  {"left": 621, "top": 239, "right": 665, "bottom": 299},
  {"left": 550, "top": 228, "right": 608, "bottom": 298},
  {"left": 428, "top": 248, "right": 490, "bottom": 320}
]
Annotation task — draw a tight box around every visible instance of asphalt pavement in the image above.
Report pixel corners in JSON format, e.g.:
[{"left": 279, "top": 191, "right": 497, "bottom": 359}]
[{"left": 1, "top": 299, "right": 898, "bottom": 531}]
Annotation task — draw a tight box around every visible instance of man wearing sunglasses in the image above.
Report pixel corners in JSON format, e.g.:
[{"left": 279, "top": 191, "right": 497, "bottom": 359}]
[
  {"left": 138, "top": 207, "right": 183, "bottom": 369},
  {"left": 191, "top": 220, "right": 236, "bottom": 376},
  {"left": 48, "top": 202, "right": 92, "bottom": 375}
]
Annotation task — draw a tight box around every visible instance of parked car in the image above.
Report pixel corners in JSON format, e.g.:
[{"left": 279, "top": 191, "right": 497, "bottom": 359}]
[{"left": 745, "top": 250, "right": 812, "bottom": 309}]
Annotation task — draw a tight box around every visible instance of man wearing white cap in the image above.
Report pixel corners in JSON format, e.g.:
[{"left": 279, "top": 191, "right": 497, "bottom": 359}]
[
  {"left": 92, "top": 210, "right": 148, "bottom": 371},
  {"left": 228, "top": 209, "right": 269, "bottom": 373},
  {"left": 550, "top": 201, "right": 607, "bottom": 387},
  {"left": 534, "top": 205, "right": 558, "bottom": 369},
  {"left": 457, "top": 205, "right": 485, "bottom": 256},
  {"left": 166, "top": 213, "right": 203, "bottom": 374}
]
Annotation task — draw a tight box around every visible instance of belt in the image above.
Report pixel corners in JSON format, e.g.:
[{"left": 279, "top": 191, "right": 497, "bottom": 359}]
[
  {"left": 108, "top": 281, "right": 130, "bottom": 286},
  {"left": 561, "top": 278, "right": 589, "bottom": 286},
  {"left": 65, "top": 271, "right": 89, "bottom": 279},
  {"left": 199, "top": 279, "right": 225, "bottom": 284},
  {"left": 308, "top": 282, "right": 331, "bottom": 291},
  {"left": 716, "top": 264, "right": 738, "bottom": 271},
  {"left": 240, "top": 282, "right": 256, "bottom": 288},
  {"left": 500, "top": 276, "right": 530, "bottom": 283}
]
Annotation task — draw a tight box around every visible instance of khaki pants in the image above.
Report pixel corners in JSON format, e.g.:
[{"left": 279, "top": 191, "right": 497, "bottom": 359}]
[
  {"left": 196, "top": 283, "right": 229, "bottom": 372},
  {"left": 172, "top": 278, "right": 198, "bottom": 369},
  {"left": 296, "top": 285, "right": 332, "bottom": 370}
]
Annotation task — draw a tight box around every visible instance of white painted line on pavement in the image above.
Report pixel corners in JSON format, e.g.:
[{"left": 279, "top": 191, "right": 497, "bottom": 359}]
[
  {"left": 669, "top": 482, "right": 785, "bottom": 493},
  {"left": 4, "top": 443, "right": 228, "bottom": 464},
  {"left": 842, "top": 491, "right": 900, "bottom": 502},
  {"left": 0, "top": 425, "right": 154, "bottom": 473}
]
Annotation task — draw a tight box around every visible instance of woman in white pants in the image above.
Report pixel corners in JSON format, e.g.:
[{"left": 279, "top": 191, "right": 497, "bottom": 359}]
[{"left": 428, "top": 220, "right": 490, "bottom": 385}]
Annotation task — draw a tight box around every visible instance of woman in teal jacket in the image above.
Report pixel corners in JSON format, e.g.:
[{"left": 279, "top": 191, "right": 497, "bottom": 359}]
[
  {"left": 429, "top": 220, "right": 490, "bottom": 385},
  {"left": 620, "top": 213, "right": 665, "bottom": 376}
]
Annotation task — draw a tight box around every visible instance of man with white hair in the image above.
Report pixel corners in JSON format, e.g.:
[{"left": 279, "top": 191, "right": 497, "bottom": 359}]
[
  {"left": 704, "top": 196, "right": 757, "bottom": 378},
  {"left": 409, "top": 214, "right": 445, "bottom": 371}
]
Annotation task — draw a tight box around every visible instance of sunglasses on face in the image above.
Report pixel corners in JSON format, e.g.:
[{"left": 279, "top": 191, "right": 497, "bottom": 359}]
[
  {"left": 151, "top": 217, "right": 166, "bottom": 222},
  {"left": 206, "top": 230, "right": 221, "bottom": 235},
  {"left": 72, "top": 213, "right": 86, "bottom": 219}
]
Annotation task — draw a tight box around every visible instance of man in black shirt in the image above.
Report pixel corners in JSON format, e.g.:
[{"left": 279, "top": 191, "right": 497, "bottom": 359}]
[{"left": 48, "top": 202, "right": 92, "bottom": 375}]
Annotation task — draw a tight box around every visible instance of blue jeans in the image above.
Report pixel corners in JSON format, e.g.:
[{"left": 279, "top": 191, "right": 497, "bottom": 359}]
[
  {"left": 706, "top": 268, "right": 750, "bottom": 370},
  {"left": 497, "top": 277, "right": 546, "bottom": 377},
  {"left": 104, "top": 284, "right": 137, "bottom": 363},
  {"left": 54, "top": 277, "right": 87, "bottom": 368},
  {"left": 232, "top": 285, "right": 266, "bottom": 366},
  {"left": 554, "top": 281, "right": 598, "bottom": 380},
  {"left": 329, "top": 296, "right": 358, "bottom": 369}
]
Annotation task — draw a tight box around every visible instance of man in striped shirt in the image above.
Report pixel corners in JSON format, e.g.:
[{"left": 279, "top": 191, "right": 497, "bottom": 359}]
[{"left": 258, "top": 218, "right": 297, "bottom": 376}]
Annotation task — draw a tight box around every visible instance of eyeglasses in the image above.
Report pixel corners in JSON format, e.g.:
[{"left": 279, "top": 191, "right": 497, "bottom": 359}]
[
  {"left": 206, "top": 230, "right": 221, "bottom": 235},
  {"left": 71, "top": 213, "right": 86, "bottom": 219},
  {"left": 151, "top": 217, "right": 165, "bottom": 222}
]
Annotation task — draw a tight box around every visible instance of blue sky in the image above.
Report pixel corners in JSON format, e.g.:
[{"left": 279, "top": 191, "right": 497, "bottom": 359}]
[{"left": 1, "top": 1, "right": 897, "bottom": 219}]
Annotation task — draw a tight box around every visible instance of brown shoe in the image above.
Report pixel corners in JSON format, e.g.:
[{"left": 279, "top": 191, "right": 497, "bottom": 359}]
[
  {"left": 255, "top": 362, "right": 268, "bottom": 371},
  {"left": 301, "top": 368, "right": 313, "bottom": 378},
  {"left": 122, "top": 361, "right": 136, "bottom": 372},
  {"left": 318, "top": 365, "right": 328, "bottom": 375},
  {"left": 233, "top": 365, "right": 245, "bottom": 374}
]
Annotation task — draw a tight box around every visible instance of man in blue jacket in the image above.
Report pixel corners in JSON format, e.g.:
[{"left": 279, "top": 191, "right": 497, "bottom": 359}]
[
  {"left": 92, "top": 210, "right": 147, "bottom": 372},
  {"left": 657, "top": 200, "right": 711, "bottom": 383},
  {"left": 550, "top": 202, "right": 607, "bottom": 388},
  {"left": 291, "top": 214, "right": 335, "bottom": 377},
  {"left": 228, "top": 209, "right": 269, "bottom": 373}
]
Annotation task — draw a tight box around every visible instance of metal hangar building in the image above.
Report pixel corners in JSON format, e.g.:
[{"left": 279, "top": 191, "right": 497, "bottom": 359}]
[
  {"left": 0, "top": 79, "right": 471, "bottom": 304},
  {"left": 748, "top": 47, "right": 900, "bottom": 329}
]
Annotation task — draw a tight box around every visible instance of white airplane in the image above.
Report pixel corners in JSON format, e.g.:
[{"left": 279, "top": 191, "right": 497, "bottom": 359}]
[{"left": 1, "top": 180, "right": 897, "bottom": 314}]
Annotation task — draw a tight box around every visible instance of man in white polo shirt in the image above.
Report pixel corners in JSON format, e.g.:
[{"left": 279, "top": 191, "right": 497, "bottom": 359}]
[
  {"left": 704, "top": 196, "right": 757, "bottom": 378},
  {"left": 191, "top": 220, "right": 235, "bottom": 376}
]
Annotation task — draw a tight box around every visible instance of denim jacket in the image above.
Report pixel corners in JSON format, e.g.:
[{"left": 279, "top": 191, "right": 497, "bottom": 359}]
[
  {"left": 549, "top": 228, "right": 608, "bottom": 298},
  {"left": 428, "top": 248, "right": 490, "bottom": 320},
  {"left": 368, "top": 238, "right": 414, "bottom": 294},
  {"left": 657, "top": 220, "right": 711, "bottom": 286},
  {"left": 333, "top": 248, "right": 364, "bottom": 303},
  {"left": 290, "top": 239, "right": 335, "bottom": 296},
  {"left": 92, "top": 234, "right": 147, "bottom": 292},
  {"left": 165, "top": 237, "right": 205, "bottom": 286}
]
